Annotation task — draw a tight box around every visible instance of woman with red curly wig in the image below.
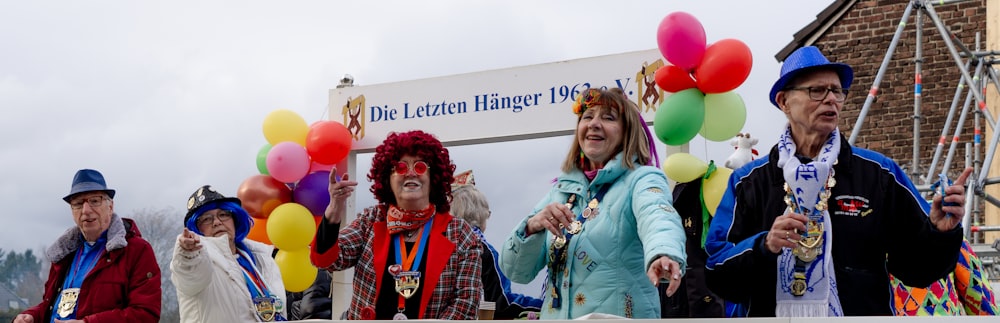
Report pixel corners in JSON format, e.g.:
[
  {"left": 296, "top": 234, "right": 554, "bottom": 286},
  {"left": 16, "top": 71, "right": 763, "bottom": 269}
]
[{"left": 310, "top": 130, "right": 482, "bottom": 320}]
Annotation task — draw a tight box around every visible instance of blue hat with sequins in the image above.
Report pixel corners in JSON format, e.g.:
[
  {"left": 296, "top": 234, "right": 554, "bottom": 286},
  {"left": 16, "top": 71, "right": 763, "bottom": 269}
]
[{"left": 770, "top": 46, "right": 853, "bottom": 108}]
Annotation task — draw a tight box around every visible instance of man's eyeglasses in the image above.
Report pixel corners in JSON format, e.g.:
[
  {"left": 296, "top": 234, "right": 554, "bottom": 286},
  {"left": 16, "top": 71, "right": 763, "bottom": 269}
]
[
  {"left": 197, "top": 211, "right": 234, "bottom": 226},
  {"left": 70, "top": 196, "right": 108, "bottom": 210},
  {"left": 783, "top": 86, "right": 849, "bottom": 102},
  {"left": 394, "top": 161, "right": 429, "bottom": 176}
]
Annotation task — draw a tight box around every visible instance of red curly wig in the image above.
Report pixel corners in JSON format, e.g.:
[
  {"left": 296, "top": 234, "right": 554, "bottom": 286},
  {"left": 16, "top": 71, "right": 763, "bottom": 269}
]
[{"left": 368, "top": 130, "right": 456, "bottom": 213}]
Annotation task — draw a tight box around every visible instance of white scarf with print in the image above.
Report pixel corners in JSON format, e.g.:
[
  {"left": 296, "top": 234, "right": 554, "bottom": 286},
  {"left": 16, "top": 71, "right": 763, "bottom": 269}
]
[{"left": 774, "top": 125, "right": 843, "bottom": 317}]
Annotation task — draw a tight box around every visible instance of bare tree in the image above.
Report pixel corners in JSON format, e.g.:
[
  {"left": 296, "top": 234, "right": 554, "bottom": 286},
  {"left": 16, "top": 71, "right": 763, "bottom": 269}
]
[{"left": 129, "top": 208, "right": 182, "bottom": 323}]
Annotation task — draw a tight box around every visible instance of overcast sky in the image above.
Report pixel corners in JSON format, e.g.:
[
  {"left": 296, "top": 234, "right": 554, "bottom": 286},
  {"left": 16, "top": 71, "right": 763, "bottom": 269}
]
[{"left": 0, "top": 0, "right": 831, "bottom": 286}]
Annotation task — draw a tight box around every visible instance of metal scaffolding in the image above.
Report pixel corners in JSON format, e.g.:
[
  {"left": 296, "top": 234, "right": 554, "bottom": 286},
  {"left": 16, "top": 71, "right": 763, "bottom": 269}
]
[{"left": 844, "top": 0, "right": 1000, "bottom": 274}]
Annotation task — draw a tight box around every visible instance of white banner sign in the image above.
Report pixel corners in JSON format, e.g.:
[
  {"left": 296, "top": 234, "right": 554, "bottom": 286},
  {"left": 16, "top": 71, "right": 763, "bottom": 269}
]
[{"left": 328, "top": 49, "right": 668, "bottom": 151}]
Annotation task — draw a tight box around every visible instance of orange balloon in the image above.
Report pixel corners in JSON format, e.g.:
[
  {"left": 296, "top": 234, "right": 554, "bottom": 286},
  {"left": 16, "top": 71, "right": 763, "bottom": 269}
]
[
  {"left": 247, "top": 217, "right": 272, "bottom": 244},
  {"left": 237, "top": 174, "right": 292, "bottom": 219}
]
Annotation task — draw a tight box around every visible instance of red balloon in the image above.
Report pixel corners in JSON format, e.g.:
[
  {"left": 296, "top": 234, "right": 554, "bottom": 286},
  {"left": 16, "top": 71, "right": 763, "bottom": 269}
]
[
  {"left": 237, "top": 175, "right": 292, "bottom": 219},
  {"left": 305, "top": 121, "right": 352, "bottom": 165},
  {"left": 654, "top": 64, "right": 697, "bottom": 92},
  {"left": 694, "top": 39, "right": 753, "bottom": 94}
]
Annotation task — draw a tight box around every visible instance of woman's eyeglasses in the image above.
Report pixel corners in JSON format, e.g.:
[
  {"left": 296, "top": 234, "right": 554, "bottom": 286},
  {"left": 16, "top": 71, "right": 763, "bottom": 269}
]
[
  {"left": 394, "top": 161, "right": 429, "bottom": 176},
  {"left": 197, "top": 211, "right": 233, "bottom": 226}
]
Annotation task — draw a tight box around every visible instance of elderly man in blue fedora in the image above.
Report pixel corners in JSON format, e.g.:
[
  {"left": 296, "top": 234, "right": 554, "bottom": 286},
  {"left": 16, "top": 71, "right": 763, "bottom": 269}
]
[
  {"left": 704, "top": 46, "right": 973, "bottom": 317},
  {"left": 15, "top": 169, "right": 161, "bottom": 323}
]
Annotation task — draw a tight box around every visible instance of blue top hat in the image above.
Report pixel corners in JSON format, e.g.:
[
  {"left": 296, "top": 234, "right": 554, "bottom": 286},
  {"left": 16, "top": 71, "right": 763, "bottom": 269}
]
[
  {"left": 63, "top": 169, "right": 116, "bottom": 202},
  {"left": 769, "top": 46, "right": 854, "bottom": 108}
]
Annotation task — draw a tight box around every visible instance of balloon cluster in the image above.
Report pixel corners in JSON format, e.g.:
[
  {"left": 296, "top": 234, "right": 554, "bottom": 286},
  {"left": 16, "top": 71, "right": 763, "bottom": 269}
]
[
  {"left": 652, "top": 12, "right": 752, "bottom": 146},
  {"left": 662, "top": 153, "right": 732, "bottom": 216},
  {"left": 241, "top": 109, "right": 353, "bottom": 292}
]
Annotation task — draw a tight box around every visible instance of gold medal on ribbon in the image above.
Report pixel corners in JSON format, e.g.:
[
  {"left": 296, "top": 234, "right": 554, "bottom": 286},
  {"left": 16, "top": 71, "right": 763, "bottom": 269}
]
[
  {"left": 253, "top": 296, "right": 277, "bottom": 322},
  {"left": 395, "top": 271, "right": 421, "bottom": 299},
  {"left": 553, "top": 235, "right": 566, "bottom": 249},
  {"left": 57, "top": 288, "right": 80, "bottom": 319},
  {"left": 791, "top": 272, "right": 807, "bottom": 296},
  {"left": 567, "top": 221, "right": 582, "bottom": 234},
  {"left": 793, "top": 221, "right": 824, "bottom": 262}
]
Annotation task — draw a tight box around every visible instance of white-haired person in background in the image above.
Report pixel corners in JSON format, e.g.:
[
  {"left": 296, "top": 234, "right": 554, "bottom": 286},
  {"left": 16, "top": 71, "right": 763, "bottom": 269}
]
[{"left": 450, "top": 170, "right": 543, "bottom": 319}]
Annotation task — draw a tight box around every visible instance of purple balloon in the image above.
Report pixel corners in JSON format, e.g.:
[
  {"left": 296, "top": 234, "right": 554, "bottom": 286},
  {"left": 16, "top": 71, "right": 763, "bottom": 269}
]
[
  {"left": 293, "top": 171, "right": 331, "bottom": 216},
  {"left": 657, "top": 11, "right": 707, "bottom": 71}
]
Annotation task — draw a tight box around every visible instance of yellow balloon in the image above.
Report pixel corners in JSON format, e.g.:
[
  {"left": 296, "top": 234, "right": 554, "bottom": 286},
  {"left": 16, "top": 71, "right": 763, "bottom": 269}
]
[
  {"left": 262, "top": 109, "right": 309, "bottom": 146},
  {"left": 266, "top": 202, "right": 317, "bottom": 250},
  {"left": 275, "top": 248, "right": 317, "bottom": 293},
  {"left": 662, "top": 153, "right": 709, "bottom": 183},
  {"left": 703, "top": 167, "right": 733, "bottom": 216}
]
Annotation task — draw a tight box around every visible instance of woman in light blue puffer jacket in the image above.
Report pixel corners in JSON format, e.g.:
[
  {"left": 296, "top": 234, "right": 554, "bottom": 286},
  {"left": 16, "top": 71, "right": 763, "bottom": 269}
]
[{"left": 500, "top": 87, "right": 687, "bottom": 319}]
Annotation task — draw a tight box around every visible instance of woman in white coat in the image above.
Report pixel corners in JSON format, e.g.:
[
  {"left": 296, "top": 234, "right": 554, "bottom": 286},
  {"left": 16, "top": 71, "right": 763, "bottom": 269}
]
[{"left": 171, "top": 185, "right": 287, "bottom": 322}]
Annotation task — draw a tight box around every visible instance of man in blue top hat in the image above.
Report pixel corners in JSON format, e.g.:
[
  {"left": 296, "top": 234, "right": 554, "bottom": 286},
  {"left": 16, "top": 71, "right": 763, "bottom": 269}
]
[
  {"left": 15, "top": 169, "right": 161, "bottom": 323},
  {"left": 704, "top": 46, "right": 973, "bottom": 316}
]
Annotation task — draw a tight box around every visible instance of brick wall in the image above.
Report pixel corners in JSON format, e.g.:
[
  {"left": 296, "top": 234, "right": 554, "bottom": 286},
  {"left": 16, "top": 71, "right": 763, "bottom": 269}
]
[{"left": 814, "top": 0, "right": 987, "bottom": 181}]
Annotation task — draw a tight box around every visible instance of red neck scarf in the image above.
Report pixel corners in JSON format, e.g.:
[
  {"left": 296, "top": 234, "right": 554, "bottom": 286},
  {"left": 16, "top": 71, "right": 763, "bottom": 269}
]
[{"left": 386, "top": 204, "right": 435, "bottom": 235}]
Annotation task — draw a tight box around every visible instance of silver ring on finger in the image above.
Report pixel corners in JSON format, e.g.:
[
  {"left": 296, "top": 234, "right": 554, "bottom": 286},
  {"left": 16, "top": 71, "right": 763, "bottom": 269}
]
[{"left": 785, "top": 230, "right": 790, "bottom": 239}]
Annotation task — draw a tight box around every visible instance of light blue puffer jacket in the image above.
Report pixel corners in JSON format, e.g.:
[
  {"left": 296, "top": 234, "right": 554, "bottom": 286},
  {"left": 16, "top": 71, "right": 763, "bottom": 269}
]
[{"left": 500, "top": 153, "right": 687, "bottom": 319}]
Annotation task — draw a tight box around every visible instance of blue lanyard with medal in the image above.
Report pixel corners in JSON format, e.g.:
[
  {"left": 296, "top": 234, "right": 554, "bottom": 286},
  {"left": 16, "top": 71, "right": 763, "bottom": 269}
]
[
  {"left": 237, "top": 250, "right": 286, "bottom": 321},
  {"left": 55, "top": 241, "right": 104, "bottom": 320},
  {"left": 548, "top": 184, "right": 610, "bottom": 309},
  {"left": 389, "top": 217, "right": 434, "bottom": 320}
]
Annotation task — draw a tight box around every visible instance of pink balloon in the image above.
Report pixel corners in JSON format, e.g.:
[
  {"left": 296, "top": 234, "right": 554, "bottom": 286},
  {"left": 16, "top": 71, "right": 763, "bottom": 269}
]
[
  {"left": 266, "top": 142, "right": 310, "bottom": 183},
  {"left": 657, "top": 12, "right": 707, "bottom": 71}
]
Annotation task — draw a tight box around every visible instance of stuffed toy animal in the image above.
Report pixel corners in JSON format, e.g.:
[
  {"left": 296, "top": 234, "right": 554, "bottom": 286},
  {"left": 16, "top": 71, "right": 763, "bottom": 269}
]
[{"left": 724, "top": 132, "right": 759, "bottom": 169}]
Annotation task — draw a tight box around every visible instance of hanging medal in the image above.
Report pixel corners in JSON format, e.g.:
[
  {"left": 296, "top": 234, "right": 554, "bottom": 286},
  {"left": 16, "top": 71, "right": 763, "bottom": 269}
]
[
  {"left": 238, "top": 250, "right": 286, "bottom": 322},
  {"left": 545, "top": 185, "right": 610, "bottom": 309},
  {"left": 391, "top": 217, "right": 434, "bottom": 320},
  {"left": 783, "top": 165, "right": 836, "bottom": 297},
  {"left": 56, "top": 288, "right": 80, "bottom": 319}
]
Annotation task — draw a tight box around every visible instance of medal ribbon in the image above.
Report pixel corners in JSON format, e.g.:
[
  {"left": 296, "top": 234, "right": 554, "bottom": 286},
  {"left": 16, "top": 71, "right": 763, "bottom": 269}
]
[
  {"left": 236, "top": 249, "right": 272, "bottom": 298},
  {"left": 54, "top": 238, "right": 106, "bottom": 320},
  {"left": 548, "top": 184, "right": 610, "bottom": 309},
  {"left": 393, "top": 217, "right": 434, "bottom": 314}
]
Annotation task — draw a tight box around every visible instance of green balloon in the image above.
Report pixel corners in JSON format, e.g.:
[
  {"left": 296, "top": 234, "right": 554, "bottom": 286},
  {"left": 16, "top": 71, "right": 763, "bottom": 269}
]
[
  {"left": 654, "top": 88, "right": 706, "bottom": 146},
  {"left": 700, "top": 91, "right": 747, "bottom": 141},
  {"left": 256, "top": 143, "right": 272, "bottom": 175}
]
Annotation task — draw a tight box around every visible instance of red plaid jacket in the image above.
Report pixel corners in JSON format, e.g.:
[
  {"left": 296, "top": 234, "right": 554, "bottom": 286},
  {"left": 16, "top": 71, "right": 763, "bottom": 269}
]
[{"left": 311, "top": 206, "right": 482, "bottom": 319}]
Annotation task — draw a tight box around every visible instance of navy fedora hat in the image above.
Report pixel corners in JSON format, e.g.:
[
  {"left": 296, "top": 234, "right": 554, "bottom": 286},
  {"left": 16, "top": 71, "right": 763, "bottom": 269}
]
[
  {"left": 769, "top": 46, "right": 854, "bottom": 108},
  {"left": 63, "top": 169, "right": 116, "bottom": 202}
]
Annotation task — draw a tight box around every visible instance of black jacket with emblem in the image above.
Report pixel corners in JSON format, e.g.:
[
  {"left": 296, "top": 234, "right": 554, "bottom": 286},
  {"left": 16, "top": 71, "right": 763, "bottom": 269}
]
[{"left": 704, "top": 135, "right": 962, "bottom": 316}]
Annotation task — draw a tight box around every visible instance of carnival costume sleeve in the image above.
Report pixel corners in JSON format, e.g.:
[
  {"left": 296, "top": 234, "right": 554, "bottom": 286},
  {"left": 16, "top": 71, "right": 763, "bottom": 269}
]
[
  {"left": 872, "top": 150, "right": 962, "bottom": 287},
  {"left": 630, "top": 166, "right": 688, "bottom": 275},
  {"left": 437, "top": 219, "right": 484, "bottom": 320},
  {"left": 171, "top": 233, "right": 214, "bottom": 297},
  {"left": 499, "top": 188, "right": 561, "bottom": 284},
  {"left": 311, "top": 207, "right": 376, "bottom": 270}
]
